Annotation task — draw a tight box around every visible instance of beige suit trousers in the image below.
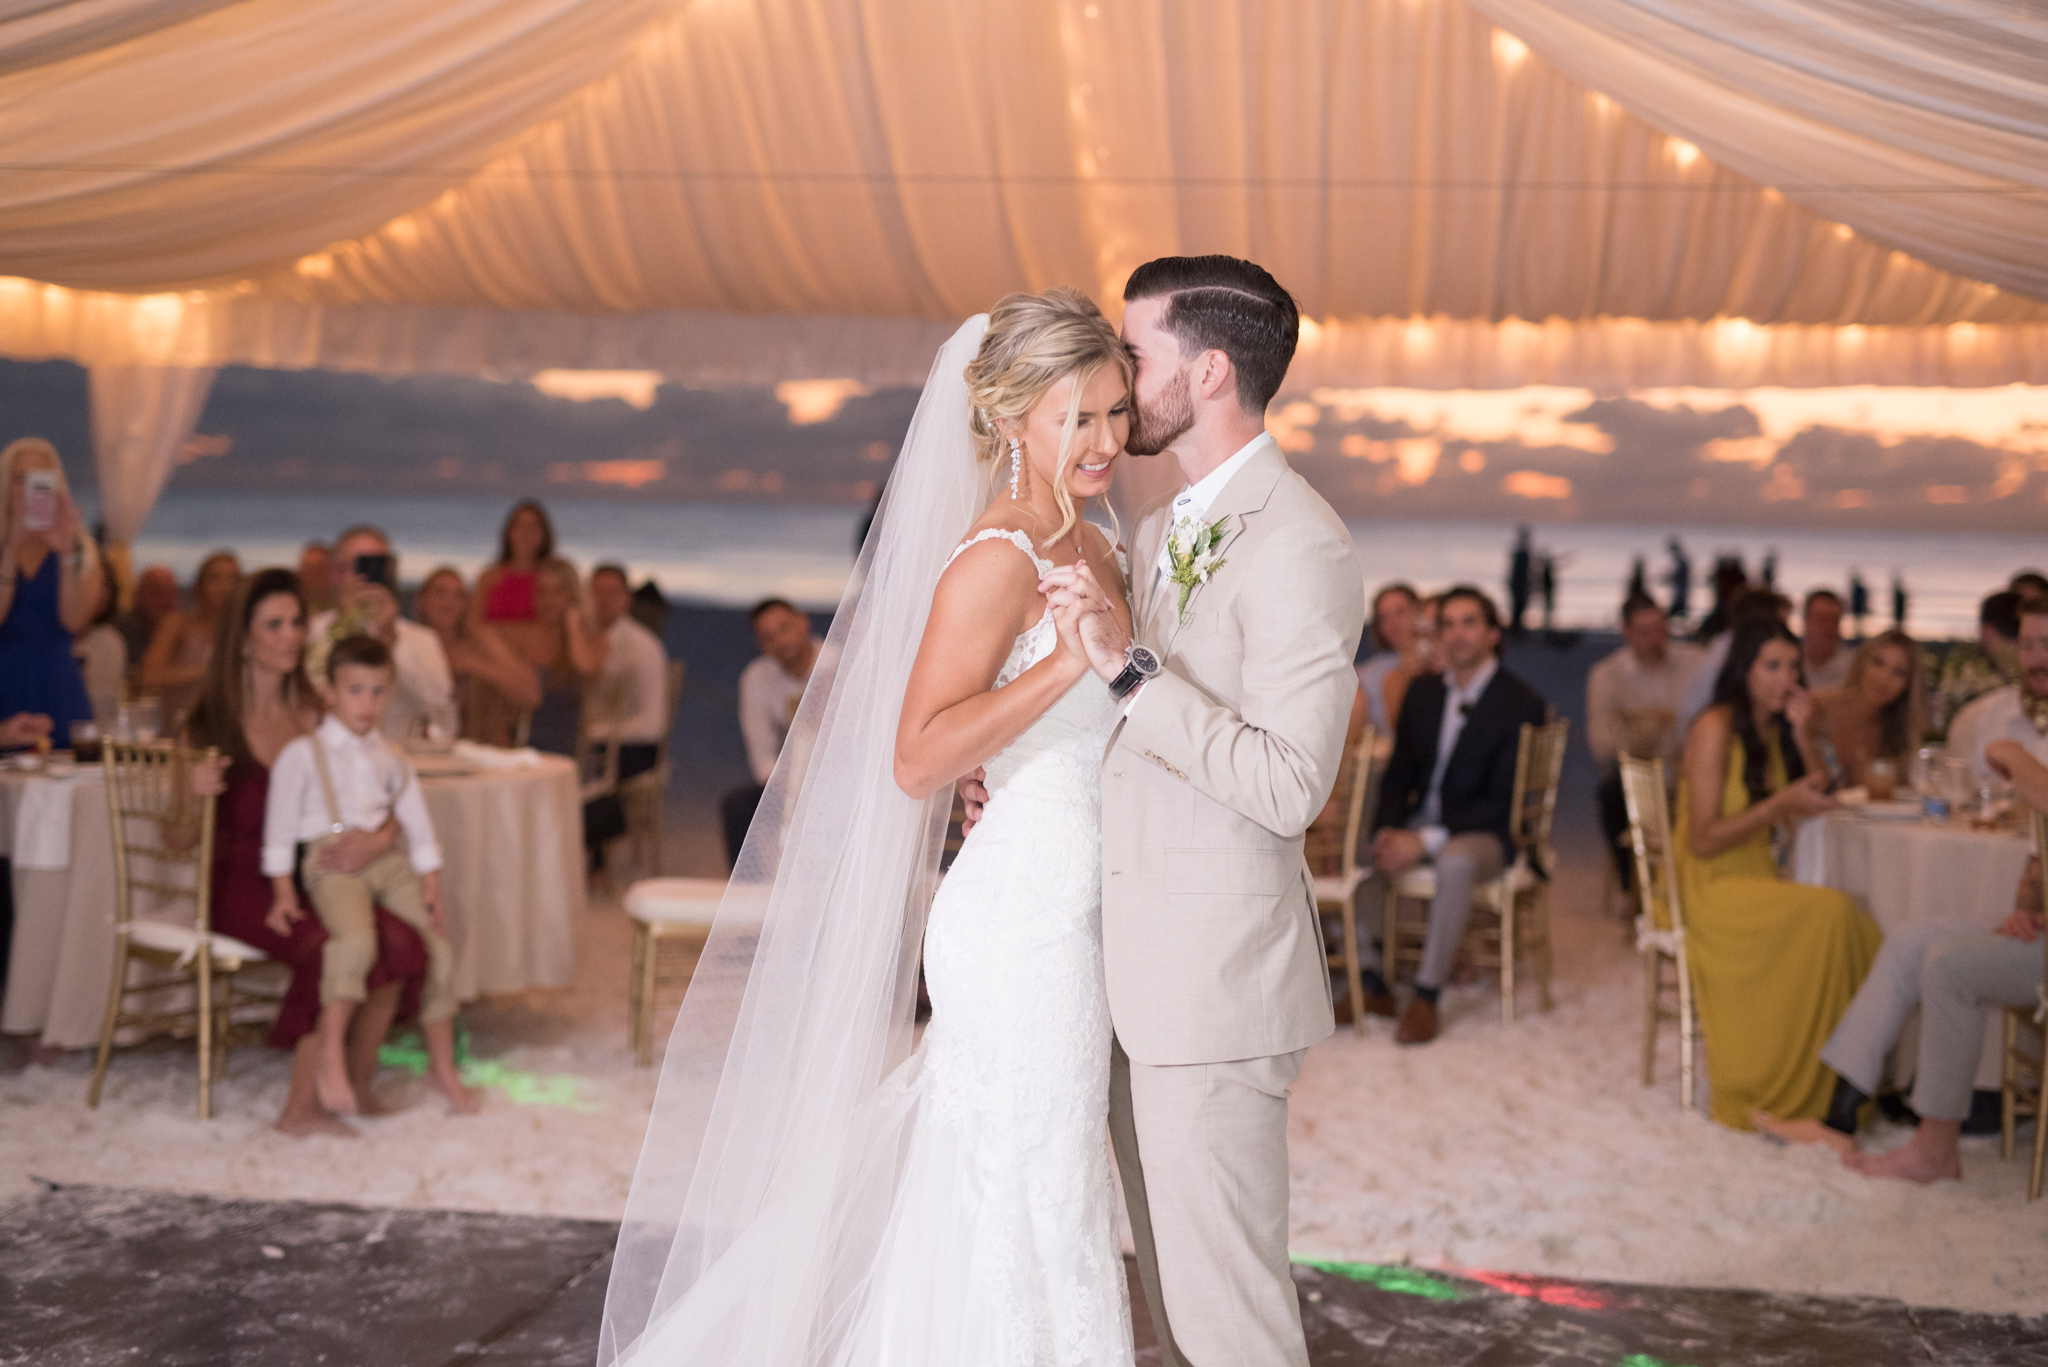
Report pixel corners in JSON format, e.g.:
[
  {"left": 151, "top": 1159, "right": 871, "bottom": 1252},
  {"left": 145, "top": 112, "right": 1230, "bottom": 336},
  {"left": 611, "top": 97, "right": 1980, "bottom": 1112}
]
[
  {"left": 1110, "top": 1036, "right": 1309, "bottom": 1367},
  {"left": 302, "top": 842, "right": 457, "bottom": 1023}
]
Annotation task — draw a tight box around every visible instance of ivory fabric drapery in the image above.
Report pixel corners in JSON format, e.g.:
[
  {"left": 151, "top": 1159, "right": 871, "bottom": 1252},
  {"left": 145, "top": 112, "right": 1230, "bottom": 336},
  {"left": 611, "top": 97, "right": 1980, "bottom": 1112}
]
[
  {"left": 87, "top": 364, "right": 215, "bottom": 544},
  {"left": 1463, "top": 0, "right": 2048, "bottom": 301}
]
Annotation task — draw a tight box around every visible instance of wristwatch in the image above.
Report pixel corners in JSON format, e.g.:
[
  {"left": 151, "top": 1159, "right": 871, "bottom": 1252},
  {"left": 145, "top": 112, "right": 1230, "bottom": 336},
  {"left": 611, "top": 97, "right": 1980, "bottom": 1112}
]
[{"left": 1107, "top": 644, "right": 1161, "bottom": 701}]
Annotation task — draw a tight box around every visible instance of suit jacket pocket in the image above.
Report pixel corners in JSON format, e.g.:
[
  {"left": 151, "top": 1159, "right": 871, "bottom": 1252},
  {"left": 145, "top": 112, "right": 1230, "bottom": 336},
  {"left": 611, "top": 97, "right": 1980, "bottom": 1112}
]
[
  {"left": 1173, "top": 609, "right": 1221, "bottom": 640},
  {"left": 1164, "top": 847, "right": 1294, "bottom": 895}
]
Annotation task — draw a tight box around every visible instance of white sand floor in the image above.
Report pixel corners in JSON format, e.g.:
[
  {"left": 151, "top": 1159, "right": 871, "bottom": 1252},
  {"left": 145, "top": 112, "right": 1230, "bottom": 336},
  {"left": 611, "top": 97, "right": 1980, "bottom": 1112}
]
[{"left": 4, "top": 864, "right": 2045, "bottom": 1315}]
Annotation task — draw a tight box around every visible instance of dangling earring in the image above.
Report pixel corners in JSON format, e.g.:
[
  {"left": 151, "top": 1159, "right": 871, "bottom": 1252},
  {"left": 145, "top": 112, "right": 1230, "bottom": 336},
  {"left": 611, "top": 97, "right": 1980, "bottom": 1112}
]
[{"left": 1008, "top": 435, "right": 1023, "bottom": 498}]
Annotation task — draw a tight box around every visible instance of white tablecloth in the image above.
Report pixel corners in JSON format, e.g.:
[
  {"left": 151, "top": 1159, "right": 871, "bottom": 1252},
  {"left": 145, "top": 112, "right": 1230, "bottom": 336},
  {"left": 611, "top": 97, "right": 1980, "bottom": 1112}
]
[
  {"left": 1, "top": 754, "right": 584, "bottom": 1049},
  {"left": 1792, "top": 808, "right": 2034, "bottom": 1088}
]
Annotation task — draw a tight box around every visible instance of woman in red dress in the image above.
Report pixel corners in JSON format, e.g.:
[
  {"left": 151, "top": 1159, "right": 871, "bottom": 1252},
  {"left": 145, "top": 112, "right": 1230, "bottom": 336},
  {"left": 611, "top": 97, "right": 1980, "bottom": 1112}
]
[
  {"left": 467, "top": 499, "right": 559, "bottom": 652},
  {"left": 184, "top": 567, "right": 430, "bottom": 1136}
]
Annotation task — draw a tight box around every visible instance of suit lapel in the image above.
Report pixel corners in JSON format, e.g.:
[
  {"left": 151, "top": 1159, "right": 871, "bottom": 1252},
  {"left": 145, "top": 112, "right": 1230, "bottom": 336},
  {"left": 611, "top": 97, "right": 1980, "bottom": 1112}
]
[{"left": 1154, "top": 442, "right": 1286, "bottom": 651}]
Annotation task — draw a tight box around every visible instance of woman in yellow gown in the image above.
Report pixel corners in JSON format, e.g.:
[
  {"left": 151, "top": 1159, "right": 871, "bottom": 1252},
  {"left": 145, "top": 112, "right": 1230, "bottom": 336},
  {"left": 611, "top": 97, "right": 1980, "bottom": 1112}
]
[{"left": 1676, "top": 617, "right": 1881, "bottom": 1130}]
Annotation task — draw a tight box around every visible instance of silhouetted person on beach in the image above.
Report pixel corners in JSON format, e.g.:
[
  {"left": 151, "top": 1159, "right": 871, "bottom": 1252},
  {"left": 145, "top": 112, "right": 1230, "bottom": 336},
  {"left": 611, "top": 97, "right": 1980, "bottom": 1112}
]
[
  {"left": 1666, "top": 538, "right": 1692, "bottom": 621},
  {"left": 1627, "top": 555, "right": 1648, "bottom": 603},
  {"left": 1508, "top": 525, "right": 1533, "bottom": 635},
  {"left": 1849, "top": 571, "right": 1870, "bottom": 638},
  {"left": 1892, "top": 573, "right": 1908, "bottom": 631},
  {"left": 1696, "top": 556, "right": 1749, "bottom": 642},
  {"left": 1538, "top": 553, "right": 1557, "bottom": 633},
  {"left": 1761, "top": 550, "right": 1778, "bottom": 591}
]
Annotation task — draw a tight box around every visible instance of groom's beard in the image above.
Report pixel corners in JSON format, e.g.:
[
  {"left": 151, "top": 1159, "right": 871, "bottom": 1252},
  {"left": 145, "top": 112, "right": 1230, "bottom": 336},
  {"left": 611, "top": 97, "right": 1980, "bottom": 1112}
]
[{"left": 1126, "top": 366, "right": 1194, "bottom": 456}]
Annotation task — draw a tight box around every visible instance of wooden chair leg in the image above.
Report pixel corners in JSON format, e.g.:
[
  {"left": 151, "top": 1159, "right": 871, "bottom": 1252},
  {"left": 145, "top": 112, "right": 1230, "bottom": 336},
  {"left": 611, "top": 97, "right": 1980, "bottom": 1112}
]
[
  {"left": 1677, "top": 949, "right": 1696, "bottom": 1111},
  {"left": 1641, "top": 949, "right": 1660, "bottom": 1087},
  {"left": 2002, "top": 1013, "right": 2019, "bottom": 1162},
  {"left": 2031, "top": 1052, "right": 2048, "bottom": 1201},
  {"left": 195, "top": 954, "right": 215, "bottom": 1120},
  {"left": 636, "top": 923, "right": 660, "bottom": 1067},
  {"left": 1340, "top": 892, "right": 1366, "bottom": 1039},
  {"left": 1533, "top": 890, "right": 1554, "bottom": 1012},
  {"left": 628, "top": 922, "right": 646, "bottom": 1064},
  {"left": 87, "top": 940, "right": 131, "bottom": 1110},
  {"left": 1498, "top": 888, "right": 1516, "bottom": 1027}
]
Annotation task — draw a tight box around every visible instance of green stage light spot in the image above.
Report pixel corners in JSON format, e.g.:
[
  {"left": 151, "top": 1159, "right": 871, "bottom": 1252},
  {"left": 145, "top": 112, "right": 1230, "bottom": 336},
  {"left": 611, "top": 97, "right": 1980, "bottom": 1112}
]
[
  {"left": 1291, "top": 1257, "right": 1469, "bottom": 1302},
  {"left": 1620, "top": 1355, "right": 1698, "bottom": 1367},
  {"left": 376, "top": 1028, "right": 601, "bottom": 1112}
]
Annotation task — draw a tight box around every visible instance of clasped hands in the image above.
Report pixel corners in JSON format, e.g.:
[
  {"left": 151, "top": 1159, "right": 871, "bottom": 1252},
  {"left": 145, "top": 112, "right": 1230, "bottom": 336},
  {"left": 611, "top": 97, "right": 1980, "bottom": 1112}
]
[{"left": 1037, "top": 560, "right": 1130, "bottom": 684}]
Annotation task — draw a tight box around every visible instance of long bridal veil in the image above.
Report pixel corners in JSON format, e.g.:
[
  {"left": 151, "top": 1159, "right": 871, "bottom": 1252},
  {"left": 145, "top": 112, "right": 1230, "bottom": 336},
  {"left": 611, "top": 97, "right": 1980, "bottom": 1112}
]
[{"left": 597, "top": 316, "right": 992, "bottom": 1366}]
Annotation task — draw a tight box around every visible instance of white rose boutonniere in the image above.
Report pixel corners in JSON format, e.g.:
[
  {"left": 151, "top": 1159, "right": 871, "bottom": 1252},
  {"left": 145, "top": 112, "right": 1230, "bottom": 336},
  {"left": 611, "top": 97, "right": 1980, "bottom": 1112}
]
[{"left": 1166, "top": 514, "right": 1229, "bottom": 622}]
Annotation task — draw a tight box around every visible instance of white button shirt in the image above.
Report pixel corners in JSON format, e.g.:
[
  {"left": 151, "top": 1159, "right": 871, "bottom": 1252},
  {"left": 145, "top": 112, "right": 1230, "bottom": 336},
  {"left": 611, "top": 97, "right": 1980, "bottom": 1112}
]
[
  {"left": 1947, "top": 684, "right": 2048, "bottom": 783},
  {"left": 589, "top": 615, "right": 670, "bottom": 746},
  {"left": 308, "top": 611, "right": 457, "bottom": 742},
  {"left": 262, "top": 715, "right": 443, "bottom": 877},
  {"left": 1414, "top": 656, "right": 1498, "bottom": 854}
]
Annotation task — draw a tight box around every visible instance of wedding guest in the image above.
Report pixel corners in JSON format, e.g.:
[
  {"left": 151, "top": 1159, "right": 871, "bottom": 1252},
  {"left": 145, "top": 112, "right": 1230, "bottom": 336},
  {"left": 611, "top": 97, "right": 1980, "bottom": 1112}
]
[
  {"left": 1586, "top": 593, "right": 1701, "bottom": 897},
  {"left": 411, "top": 566, "right": 539, "bottom": 739},
  {"left": 1677, "top": 589, "right": 1791, "bottom": 737},
  {"left": 2012, "top": 570, "right": 2048, "bottom": 597},
  {"left": 181, "top": 568, "right": 431, "bottom": 1136},
  {"left": 0, "top": 437, "right": 103, "bottom": 746},
  {"left": 298, "top": 541, "right": 339, "bottom": 616},
  {"left": 1800, "top": 629, "right": 1926, "bottom": 786},
  {"left": 519, "top": 559, "right": 607, "bottom": 756},
  {"left": 1800, "top": 589, "right": 1851, "bottom": 692},
  {"left": 73, "top": 569, "right": 126, "bottom": 724},
  {"left": 140, "top": 549, "right": 240, "bottom": 732},
  {"left": 1947, "top": 594, "right": 2048, "bottom": 783},
  {"left": 466, "top": 498, "right": 560, "bottom": 655},
  {"left": 117, "top": 564, "right": 179, "bottom": 673},
  {"left": 1930, "top": 589, "right": 2022, "bottom": 735},
  {"left": 721, "top": 598, "right": 821, "bottom": 865},
  {"left": 583, "top": 564, "right": 671, "bottom": 863},
  {"left": 1355, "top": 582, "right": 1424, "bottom": 735},
  {"left": 1379, "top": 592, "right": 1443, "bottom": 732},
  {"left": 308, "top": 524, "right": 456, "bottom": 741},
  {"left": 264, "top": 634, "right": 477, "bottom": 1117},
  {"left": 1756, "top": 737, "right": 2048, "bottom": 1179},
  {"left": 1356, "top": 586, "right": 1547, "bottom": 1044},
  {"left": 1676, "top": 617, "right": 1880, "bottom": 1131}
]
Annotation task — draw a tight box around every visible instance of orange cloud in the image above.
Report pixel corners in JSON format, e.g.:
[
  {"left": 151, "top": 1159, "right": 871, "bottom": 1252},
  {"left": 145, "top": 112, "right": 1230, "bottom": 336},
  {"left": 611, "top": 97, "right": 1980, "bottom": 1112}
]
[
  {"left": 1924, "top": 484, "right": 1969, "bottom": 504},
  {"left": 1504, "top": 470, "right": 1571, "bottom": 500},
  {"left": 776, "top": 379, "right": 871, "bottom": 425}
]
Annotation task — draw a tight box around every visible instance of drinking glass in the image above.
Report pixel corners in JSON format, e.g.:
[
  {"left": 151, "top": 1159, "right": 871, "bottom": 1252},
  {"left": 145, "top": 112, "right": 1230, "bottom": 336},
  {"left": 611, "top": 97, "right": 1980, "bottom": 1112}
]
[
  {"left": 71, "top": 720, "right": 102, "bottom": 765},
  {"left": 1909, "top": 745, "right": 1944, "bottom": 796},
  {"left": 1865, "top": 758, "right": 1896, "bottom": 802},
  {"left": 131, "top": 696, "right": 161, "bottom": 743}
]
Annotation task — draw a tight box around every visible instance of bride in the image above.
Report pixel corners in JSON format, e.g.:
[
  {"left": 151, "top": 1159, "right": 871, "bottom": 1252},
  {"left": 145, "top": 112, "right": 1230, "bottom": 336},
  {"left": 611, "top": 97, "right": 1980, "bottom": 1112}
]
[{"left": 599, "top": 289, "right": 1140, "bottom": 1366}]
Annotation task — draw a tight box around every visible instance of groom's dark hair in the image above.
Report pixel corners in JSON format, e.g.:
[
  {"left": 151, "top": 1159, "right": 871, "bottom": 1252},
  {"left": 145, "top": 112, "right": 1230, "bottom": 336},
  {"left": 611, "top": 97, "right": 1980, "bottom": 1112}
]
[{"left": 1123, "top": 256, "right": 1300, "bottom": 415}]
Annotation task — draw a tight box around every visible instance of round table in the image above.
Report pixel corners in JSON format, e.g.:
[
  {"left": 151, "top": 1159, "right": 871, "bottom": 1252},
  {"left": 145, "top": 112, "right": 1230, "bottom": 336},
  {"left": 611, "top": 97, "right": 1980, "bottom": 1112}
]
[
  {"left": 1792, "top": 804, "right": 2035, "bottom": 1089},
  {"left": 0, "top": 749, "right": 585, "bottom": 1050}
]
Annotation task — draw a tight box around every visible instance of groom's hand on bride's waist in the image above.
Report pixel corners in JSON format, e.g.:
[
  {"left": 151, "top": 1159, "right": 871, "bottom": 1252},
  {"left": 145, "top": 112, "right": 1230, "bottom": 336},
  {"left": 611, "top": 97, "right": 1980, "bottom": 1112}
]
[{"left": 956, "top": 768, "right": 989, "bottom": 836}]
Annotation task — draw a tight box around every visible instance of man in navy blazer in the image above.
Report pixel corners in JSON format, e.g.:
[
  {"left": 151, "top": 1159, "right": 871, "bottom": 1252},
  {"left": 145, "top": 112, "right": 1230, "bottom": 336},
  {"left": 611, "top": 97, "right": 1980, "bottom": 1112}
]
[{"left": 1356, "top": 585, "right": 1548, "bottom": 1044}]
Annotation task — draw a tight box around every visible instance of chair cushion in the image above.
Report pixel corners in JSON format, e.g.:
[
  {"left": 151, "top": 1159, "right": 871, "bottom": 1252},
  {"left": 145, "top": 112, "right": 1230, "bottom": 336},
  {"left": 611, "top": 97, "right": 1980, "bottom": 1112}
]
[
  {"left": 625, "top": 876, "right": 728, "bottom": 926},
  {"left": 1392, "top": 866, "right": 1438, "bottom": 898},
  {"left": 1311, "top": 870, "right": 1364, "bottom": 905},
  {"left": 125, "top": 920, "right": 268, "bottom": 965}
]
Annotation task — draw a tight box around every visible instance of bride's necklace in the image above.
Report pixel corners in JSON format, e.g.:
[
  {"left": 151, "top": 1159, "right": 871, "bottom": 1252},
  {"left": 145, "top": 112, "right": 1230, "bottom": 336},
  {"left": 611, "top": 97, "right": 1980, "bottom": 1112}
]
[{"left": 1012, "top": 494, "right": 1088, "bottom": 565}]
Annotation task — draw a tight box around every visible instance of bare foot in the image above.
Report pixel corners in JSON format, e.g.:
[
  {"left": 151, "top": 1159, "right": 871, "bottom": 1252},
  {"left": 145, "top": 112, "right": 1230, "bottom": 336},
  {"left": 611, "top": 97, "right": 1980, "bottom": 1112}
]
[
  {"left": 429, "top": 1070, "right": 484, "bottom": 1115},
  {"left": 1847, "top": 1141, "right": 1962, "bottom": 1184},
  {"left": 315, "top": 1054, "right": 359, "bottom": 1115},
  {"left": 353, "top": 1083, "right": 413, "bottom": 1118},
  {"left": 275, "top": 1110, "right": 357, "bottom": 1139},
  {"left": 1752, "top": 1111, "right": 1856, "bottom": 1159}
]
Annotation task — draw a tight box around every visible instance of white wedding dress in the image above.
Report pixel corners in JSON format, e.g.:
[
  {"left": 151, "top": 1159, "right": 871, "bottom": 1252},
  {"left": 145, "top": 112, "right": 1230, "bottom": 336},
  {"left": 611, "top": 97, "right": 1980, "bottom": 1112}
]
[{"left": 833, "top": 528, "right": 1134, "bottom": 1366}]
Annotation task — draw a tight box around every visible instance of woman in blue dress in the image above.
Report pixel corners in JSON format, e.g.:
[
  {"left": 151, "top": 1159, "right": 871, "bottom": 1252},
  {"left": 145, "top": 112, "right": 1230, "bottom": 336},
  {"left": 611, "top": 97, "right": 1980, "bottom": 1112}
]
[{"left": 0, "top": 438, "right": 103, "bottom": 746}]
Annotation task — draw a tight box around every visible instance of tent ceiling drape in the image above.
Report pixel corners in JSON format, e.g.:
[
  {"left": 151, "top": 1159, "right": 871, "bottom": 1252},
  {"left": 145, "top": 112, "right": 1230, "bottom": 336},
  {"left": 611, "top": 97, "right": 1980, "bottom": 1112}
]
[{"left": 1, "top": 0, "right": 2044, "bottom": 388}]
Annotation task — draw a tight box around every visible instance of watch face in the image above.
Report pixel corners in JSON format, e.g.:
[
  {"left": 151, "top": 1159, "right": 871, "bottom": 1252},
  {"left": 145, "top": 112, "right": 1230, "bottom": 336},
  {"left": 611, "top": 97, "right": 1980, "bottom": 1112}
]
[{"left": 1130, "top": 646, "right": 1160, "bottom": 673}]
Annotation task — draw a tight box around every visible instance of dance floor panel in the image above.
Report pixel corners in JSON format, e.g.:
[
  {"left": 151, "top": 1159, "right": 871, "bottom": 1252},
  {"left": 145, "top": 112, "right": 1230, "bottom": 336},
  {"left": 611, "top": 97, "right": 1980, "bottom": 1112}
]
[{"left": 3, "top": 1185, "right": 2041, "bottom": 1367}]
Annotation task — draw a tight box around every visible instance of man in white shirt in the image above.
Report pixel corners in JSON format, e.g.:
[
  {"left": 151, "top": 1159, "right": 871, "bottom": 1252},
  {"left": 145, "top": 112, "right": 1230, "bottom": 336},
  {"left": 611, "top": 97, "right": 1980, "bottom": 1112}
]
[
  {"left": 1802, "top": 589, "right": 1851, "bottom": 693},
  {"left": 1677, "top": 588, "right": 1791, "bottom": 738},
  {"left": 307, "top": 524, "right": 457, "bottom": 742},
  {"left": 721, "top": 599, "right": 821, "bottom": 865},
  {"left": 1587, "top": 593, "right": 1702, "bottom": 902},
  {"left": 584, "top": 564, "right": 673, "bottom": 864},
  {"left": 1948, "top": 595, "right": 2048, "bottom": 783}
]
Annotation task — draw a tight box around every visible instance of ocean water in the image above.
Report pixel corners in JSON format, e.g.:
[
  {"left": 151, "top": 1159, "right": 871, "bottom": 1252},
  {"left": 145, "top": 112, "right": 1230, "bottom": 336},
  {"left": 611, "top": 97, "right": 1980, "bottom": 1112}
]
[{"left": 86, "top": 488, "right": 2039, "bottom": 639}]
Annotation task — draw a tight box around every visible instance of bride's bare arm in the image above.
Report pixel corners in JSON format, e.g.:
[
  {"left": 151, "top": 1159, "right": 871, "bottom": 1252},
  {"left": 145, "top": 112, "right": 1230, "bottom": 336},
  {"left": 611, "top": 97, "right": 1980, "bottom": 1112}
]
[{"left": 894, "top": 539, "right": 1090, "bottom": 800}]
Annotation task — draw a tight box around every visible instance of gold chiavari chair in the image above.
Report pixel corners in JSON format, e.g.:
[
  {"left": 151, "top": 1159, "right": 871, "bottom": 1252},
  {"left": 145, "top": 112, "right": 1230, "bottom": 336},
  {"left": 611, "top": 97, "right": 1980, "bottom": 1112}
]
[
  {"left": 624, "top": 876, "right": 725, "bottom": 1065},
  {"left": 1999, "top": 810, "right": 2048, "bottom": 1200},
  {"left": 1382, "top": 718, "right": 1567, "bottom": 1025},
  {"left": 1621, "top": 755, "right": 1697, "bottom": 1110},
  {"left": 1315, "top": 726, "right": 1376, "bottom": 1038},
  {"left": 616, "top": 660, "right": 686, "bottom": 877},
  {"left": 88, "top": 741, "right": 276, "bottom": 1118}
]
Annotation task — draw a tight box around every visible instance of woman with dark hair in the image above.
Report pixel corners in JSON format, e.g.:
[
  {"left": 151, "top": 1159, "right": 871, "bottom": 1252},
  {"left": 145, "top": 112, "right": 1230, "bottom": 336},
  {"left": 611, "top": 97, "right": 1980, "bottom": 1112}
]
[
  {"left": 182, "top": 567, "right": 430, "bottom": 1136},
  {"left": 1801, "top": 629, "right": 1927, "bottom": 786},
  {"left": 466, "top": 499, "right": 559, "bottom": 651},
  {"left": 1676, "top": 616, "right": 1880, "bottom": 1130},
  {"left": 140, "top": 548, "right": 240, "bottom": 731}
]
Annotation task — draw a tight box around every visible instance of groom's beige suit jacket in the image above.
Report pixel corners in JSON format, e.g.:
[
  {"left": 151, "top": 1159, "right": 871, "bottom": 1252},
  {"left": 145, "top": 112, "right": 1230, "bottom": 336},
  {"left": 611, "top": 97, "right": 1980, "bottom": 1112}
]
[{"left": 1102, "top": 439, "right": 1366, "bottom": 1066}]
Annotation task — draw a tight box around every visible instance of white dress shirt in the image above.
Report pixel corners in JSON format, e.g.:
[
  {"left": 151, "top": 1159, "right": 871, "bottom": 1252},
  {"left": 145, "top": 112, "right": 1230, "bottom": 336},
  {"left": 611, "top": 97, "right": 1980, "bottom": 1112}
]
[
  {"left": 738, "top": 642, "right": 819, "bottom": 785},
  {"left": 309, "top": 610, "right": 456, "bottom": 742},
  {"left": 1585, "top": 641, "right": 1704, "bottom": 767},
  {"left": 590, "top": 615, "right": 670, "bottom": 745},
  {"left": 1947, "top": 684, "right": 2048, "bottom": 783},
  {"left": 1805, "top": 644, "right": 1852, "bottom": 693},
  {"left": 1414, "top": 656, "right": 1498, "bottom": 855},
  {"left": 262, "top": 715, "right": 442, "bottom": 877}
]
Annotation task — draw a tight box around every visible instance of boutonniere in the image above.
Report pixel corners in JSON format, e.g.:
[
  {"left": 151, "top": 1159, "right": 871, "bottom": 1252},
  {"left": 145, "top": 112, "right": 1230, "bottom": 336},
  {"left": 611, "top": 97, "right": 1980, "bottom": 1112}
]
[{"left": 1166, "top": 514, "right": 1229, "bottom": 622}]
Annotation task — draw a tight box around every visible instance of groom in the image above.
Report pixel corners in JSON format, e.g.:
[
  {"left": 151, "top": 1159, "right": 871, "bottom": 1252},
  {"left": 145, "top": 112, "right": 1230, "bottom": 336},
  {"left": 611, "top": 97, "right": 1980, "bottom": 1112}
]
[{"left": 1046, "top": 256, "right": 1365, "bottom": 1365}]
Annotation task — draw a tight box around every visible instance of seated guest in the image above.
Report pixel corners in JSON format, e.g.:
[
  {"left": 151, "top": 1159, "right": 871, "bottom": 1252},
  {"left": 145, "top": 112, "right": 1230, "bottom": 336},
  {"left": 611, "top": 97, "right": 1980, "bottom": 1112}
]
[
  {"left": 298, "top": 541, "right": 339, "bottom": 617},
  {"left": 1378, "top": 592, "right": 1441, "bottom": 732},
  {"left": 722, "top": 598, "right": 821, "bottom": 866},
  {"left": 308, "top": 524, "right": 456, "bottom": 741},
  {"left": 1932, "top": 590, "right": 2022, "bottom": 735},
  {"left": 182, "top": 568, "right": 432, "bottom": 1136},
  {"left": 73, "top": 567, "right": 126, "bottom": 724},
  {"left": 0, "top": 438, "right": 103, "bottom": 746},
  {"left": 117, "top": 564, "right": 180, "bottom": 680},
  {"left": 1587, "top": 593, "right": 1701, "bottom": 898},
  {"left": 1677, "top": 589, "right": 1791, "bottom": 738},
  {"left": 1800, "top": 629, "right": 1925, "bottom": 786},
  {"left": 1356, "top": 582, "right": 1423, "bottom": 735},
  {"left": 2013, "top": 570, "right": 2048, "bottom": 598},
  {"left": 1677, "top": 617, "right": 1880, "bottom": 1131},
  {"left": 1356, "top": 585, "right": 1547, "bottom": 1044},
  {"left": 519, "top": 559, "right": 607, "bottom": 756},
  {"left": 140, "top": 549, "right": 240, "bottom": 733},
  {"left": 1945, "top": 593, "right": 2048, "bottom": 781},
  {"left": 583, "top": 563, "right": 672, "bottom": 865},
  {"left": 1758, "top": 736, "right": 2048, "bottom": 1180},
  {"left": 1801, "top": 589, "right": 1851, "bottom": 692},
  {"left": 466, "top": 499, "right": 561, "bottom": 658},
  {"left": 411, "top": 567, "right": 540, "bottom": 739}
]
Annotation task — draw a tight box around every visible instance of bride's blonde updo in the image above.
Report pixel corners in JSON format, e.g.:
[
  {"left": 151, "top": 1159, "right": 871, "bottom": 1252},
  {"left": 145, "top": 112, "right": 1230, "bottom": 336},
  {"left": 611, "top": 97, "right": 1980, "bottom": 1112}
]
[{"left": 964, "top": 287, "right": 1133, "bottom": 550}]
